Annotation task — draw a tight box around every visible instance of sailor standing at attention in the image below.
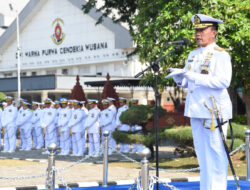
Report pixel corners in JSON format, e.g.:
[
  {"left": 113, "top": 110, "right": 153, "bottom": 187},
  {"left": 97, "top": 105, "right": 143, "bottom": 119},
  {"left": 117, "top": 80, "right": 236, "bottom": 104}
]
[
  {"left": 0, "top": 104, "right": 3, "bottom": 150},
  {"left": 106, "top": 97, "right": 117, "bottom": 154},
  {"left": 116, "top": 97, "right": 130, "bottom": 153},
  {"left": 31, "top": 102, "right": 44, "bottom": 149},
  {"left": 54, "top": 100, "right": 61, "bottom": 146},
  {"left": 80, "top": 101, "right": 88, "bottom": 154},
  {"left": 58, "top": 98, "right": 72, "bottom": 155},
  {"left": 100, "top": 99, "right": 114, "bottom": 155},
  {"left": 1, "top": 96, "right": 18, "bottom": 153},
  {"left": 68, "top": 100, "right": 84, "bottom": 156},
  {"left": 16, "top": 101, "right": 33, "bottom": 151},
  {"left": 41, "top": 98, "right": 57, "bottom": 152},
  {"left": 85, "top": 100, "right": 100, "bottom": 157},
  {"left": 171, "top": 14, "right": 232, "bottom": 190}
]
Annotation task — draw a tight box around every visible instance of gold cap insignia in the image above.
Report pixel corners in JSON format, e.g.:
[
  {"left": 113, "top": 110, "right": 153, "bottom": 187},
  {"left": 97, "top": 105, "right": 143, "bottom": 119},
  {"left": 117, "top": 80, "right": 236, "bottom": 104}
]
[{"left": 194, "top": 15, "right": 200, "bottom": 24}]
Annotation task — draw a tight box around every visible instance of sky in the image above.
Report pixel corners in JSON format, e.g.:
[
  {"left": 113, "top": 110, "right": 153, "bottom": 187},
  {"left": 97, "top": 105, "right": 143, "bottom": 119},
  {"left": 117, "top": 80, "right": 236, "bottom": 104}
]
[{"left": 0, "top": 0, "right": 29, "bottom": 35}]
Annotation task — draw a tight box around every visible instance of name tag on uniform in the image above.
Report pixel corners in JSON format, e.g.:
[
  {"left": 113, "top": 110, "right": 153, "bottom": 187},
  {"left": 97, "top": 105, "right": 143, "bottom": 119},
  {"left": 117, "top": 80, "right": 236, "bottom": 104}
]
[
  {"left": 74, "top": 114, "right": 77, "bottom": 119},
  {"left": 23, "top": 113, "right": 26, "bottom": 116},
  {"left": 48, "top": 112, "right": 52, "bottom": 115},
  {"left": 188, "top": 59, "right": 193, "bottom": 62},
  {"left": 9, "top": 109, "right": 12, "bottom": 112},
  {"left": 64, "top": 114, "right": 67, "bottom": 117},
  {"left": 91, "top": 113, "right": 94, "bottom": 118},
  {"left": 35, "top": 113, "right": 37, "bottom": 116},
  {"left": 105, "top": 113, "right": 108, "bottom": 117}
]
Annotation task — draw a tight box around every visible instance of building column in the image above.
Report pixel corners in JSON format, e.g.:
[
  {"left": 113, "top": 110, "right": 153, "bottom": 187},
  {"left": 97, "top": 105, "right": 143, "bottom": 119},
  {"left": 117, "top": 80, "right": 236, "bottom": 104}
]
[
  {"left": 13, "top": 92, "right": 18, "bottom": 105},
  {"left": 41, "top": 90, "right": 48, "bottom": 102}
]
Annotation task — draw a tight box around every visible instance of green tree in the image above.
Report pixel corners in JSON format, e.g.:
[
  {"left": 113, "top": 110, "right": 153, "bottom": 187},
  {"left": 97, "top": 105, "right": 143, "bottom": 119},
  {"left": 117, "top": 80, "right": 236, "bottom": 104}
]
[{"left": 82, "top": 0, "right": 250, "bottom": 124}]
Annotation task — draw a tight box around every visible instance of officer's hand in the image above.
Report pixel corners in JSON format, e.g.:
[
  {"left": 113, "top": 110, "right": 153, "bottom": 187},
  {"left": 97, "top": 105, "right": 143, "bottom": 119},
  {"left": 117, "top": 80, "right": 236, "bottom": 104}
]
[
  {"left": 173, "top": 75, "right": 184, "bottom": 85},
  {"left": 183, "top": 72, "right": 197, "bottom": 81}
]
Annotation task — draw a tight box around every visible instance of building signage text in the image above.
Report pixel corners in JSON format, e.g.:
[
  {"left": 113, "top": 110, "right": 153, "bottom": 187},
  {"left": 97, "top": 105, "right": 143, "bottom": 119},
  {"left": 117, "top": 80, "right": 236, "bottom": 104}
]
[{"left": 18, "top": 42, "right": 108, "bottom": 58}]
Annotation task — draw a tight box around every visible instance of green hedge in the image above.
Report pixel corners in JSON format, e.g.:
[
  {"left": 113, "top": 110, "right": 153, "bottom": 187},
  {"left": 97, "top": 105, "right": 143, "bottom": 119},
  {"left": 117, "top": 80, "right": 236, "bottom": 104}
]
[
  {"left": 163, "top": 122, "right": 248, "bottom": 152},
  {"left": 232, "top": 114, "right": 247, "bottom": 125}
]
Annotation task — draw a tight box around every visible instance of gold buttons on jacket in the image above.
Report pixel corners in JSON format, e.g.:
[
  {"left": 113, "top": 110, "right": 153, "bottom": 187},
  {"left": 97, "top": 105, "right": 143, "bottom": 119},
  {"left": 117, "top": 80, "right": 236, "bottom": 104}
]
[{"left": 190, "top": 90, "right": 193, "bottom": 93}]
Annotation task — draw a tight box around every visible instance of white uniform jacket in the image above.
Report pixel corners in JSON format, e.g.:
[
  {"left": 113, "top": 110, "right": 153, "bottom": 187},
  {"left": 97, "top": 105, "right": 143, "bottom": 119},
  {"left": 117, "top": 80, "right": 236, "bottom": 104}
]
[
  {"left": 85, "top": 107, "right": 100, "bottom": 134},
  {"left": 16, "top": 108, "right": 32, "bottom": 129},
  {"left": 116, "top": 105, "right": 130, "bottom": 131},
  {"left": 180, "top": 43, "right": 232, "bottom": 120},
  {"left": 40, "top": 107, "right": 56, "bottom": 133},
  {"left": 81, "top": 107, "right": 88, "bottom": 130},
  {"left": 16, "top": 107, "right": 23, "bottom": 126},
  {"left": 108, "top": 105, "right": 117, "bottom": 131},
  {"left": 1, "top": 104, "right": 18, "bottom": 128},
  {"left": 54, "top": 108, "right": 61, "bottom": 127},
  {"left": 100, "top": 108, "right": 113, "bottom": 131},
  {"left": 31, "top": 108, "right": 42, "bottom": 127},
  {"left": 68, "top": 108, "right": 84, "bottom": 133},
  {"left": 58, "top": 108, "right": 72, "bottom": 132}
]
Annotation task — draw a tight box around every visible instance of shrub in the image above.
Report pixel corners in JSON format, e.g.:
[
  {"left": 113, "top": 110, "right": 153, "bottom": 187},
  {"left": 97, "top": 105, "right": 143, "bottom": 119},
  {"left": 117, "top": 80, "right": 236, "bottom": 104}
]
[
  {"left": 119, "top": 105, "right": 166, "bottom": 127},
  {"left": 163, "top": 126, "right": 193, "bottom": 146},
  {"left": 232, "top": 114, "right": 247, "bottom": 125},
  {"left": 227, "top": 122, "right": 249, "bottom": 141}
]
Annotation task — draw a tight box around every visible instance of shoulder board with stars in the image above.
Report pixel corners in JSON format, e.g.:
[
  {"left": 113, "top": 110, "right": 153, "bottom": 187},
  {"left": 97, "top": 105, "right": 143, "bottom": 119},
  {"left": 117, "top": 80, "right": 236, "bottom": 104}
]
[{"left": 214, "top": 46, "right": 225, "bottom": 52}]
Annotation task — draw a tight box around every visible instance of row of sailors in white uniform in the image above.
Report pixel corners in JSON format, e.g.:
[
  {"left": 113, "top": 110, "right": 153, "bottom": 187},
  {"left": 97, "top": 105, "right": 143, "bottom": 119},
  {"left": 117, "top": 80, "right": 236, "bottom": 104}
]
[{"left": 0, "top": 96, "right": 144, "bottom": 156}]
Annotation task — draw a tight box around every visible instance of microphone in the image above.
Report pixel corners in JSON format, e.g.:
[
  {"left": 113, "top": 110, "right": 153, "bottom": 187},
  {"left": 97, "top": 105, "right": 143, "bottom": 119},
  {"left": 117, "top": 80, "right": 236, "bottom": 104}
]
[{"left": 168, "top": 38, "right": 190, "bottom": 45}]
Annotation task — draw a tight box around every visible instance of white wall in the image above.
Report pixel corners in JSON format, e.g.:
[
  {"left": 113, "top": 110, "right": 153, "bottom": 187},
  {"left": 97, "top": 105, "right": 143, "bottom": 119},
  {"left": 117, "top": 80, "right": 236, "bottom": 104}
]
[{"left": 0, "top": 0, "right": 142, "bottom": 78}]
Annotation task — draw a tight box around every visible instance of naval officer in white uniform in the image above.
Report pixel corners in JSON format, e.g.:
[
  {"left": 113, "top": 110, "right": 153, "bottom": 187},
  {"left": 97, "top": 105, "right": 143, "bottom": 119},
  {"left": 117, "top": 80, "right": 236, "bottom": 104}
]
[
  {"left": 171, "top": 14, "right": 232, "bottom": 190},
  {"left": 31, "top": 102, "right": 44, "bottom": 149},
  {"left": 16, "top": 101, "right": 33, "bottom": 151},
  {"left": 85, "top": 99, "right": 100, "bottom": 157},
  {"left": 41, "top": 98, "right": 57, "bottom": 150},
  {"left": 116, "top": 97, "right": 130, "bottom": 153},
  {"left": 68, "top": 100, "right": 84, "bottom": 156},
  {"left": 100, "top": 99, "right": 114, "bottom": 154},
  {"left": 1, "top": 96, "right": 18, "bottom": 152},
  {"left": 58, "top": 98, "right": 72, "bottom": 155}
]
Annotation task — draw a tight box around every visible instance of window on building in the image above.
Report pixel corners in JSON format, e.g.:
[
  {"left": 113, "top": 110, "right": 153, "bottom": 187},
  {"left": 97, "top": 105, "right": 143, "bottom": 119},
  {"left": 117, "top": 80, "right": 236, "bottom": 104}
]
[
  {"left": 21, "top": 72, "right": 26, "bottom": 76},
  {"left": 46, "top": 70, "right": 56, "bottom": 75},
  {"left": 79, "top": 66, "right": 90, "bottom": 74},
  {"left": 31, "top": 72, "right": 37, "bottom": 76},
  {"left": 4, "top": 73, "right": 12, "bottom": 78},
  {"left": 62, "top": 69, "right": 68, "bottom": 75}
]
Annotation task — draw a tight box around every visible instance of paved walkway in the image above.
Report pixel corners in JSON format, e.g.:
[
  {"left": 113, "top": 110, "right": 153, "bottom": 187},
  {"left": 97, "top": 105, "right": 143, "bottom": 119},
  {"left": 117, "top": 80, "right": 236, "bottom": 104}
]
[{"left": 0, "top": 140, "right": 199, "bottom": 188}]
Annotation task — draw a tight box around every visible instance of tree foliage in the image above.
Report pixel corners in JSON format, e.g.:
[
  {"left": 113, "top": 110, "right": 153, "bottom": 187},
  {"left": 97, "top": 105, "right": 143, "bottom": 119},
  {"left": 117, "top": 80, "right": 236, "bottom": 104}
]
[
  {"left": 82, "top": 0, "right": 249, "bottom": 95},
  {"left": 119, "top": 105, "right": 166, "bottom": 127}
]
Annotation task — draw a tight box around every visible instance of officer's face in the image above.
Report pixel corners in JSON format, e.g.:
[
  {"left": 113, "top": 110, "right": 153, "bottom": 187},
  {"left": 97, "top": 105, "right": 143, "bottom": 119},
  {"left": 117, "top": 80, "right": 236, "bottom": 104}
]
[
  {"left": 89, "top": 103, "right": 95, "bottom": 109},
  {"left": 103, "top": 104, "right": 108, "bottom": 109},
  {"left": 195, "top": 27, "right": 217, "bottom": 47},
  {"left": 119, "top": 101, "right": 125, "bottom": 106},
  {"left": 45, "top": 103, "right": 50, "bottom": 108},
  {"left": 6, "top": 100, "right": 12, "bottom": 106},
  {"left": 62, "top": 103, "right": 67, "bottom": 108}
]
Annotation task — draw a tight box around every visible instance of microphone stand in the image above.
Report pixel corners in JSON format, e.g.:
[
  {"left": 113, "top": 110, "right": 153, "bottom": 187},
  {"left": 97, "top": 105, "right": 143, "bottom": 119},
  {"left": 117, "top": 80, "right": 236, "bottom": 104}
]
[{"left": 135, "top": 45, "right": 181, "bottom": 190}]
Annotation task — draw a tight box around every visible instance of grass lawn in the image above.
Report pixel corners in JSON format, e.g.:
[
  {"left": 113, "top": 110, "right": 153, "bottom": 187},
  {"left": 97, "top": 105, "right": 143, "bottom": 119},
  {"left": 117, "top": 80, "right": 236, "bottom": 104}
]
[{"left": 108, "top": 152, "right": 247, "bottom": 177}]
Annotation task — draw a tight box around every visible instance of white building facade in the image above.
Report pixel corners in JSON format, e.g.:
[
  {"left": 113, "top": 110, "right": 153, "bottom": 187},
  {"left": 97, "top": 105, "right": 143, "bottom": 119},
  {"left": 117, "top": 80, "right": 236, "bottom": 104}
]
[{"left": 0, "top": 0, "right": 178, "bottom": 107}]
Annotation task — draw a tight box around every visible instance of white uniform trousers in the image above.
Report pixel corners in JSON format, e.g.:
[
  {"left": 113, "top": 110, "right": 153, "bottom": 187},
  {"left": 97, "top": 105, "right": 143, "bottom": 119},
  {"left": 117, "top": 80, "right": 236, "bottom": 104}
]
[
  {"left": 191, "top": 118, "right": 228, "bottom": 190},
  {"left": 20, "top": 128, "right": 32, "bottom": 150},
  {"left": 3, "top": 126, "right": 16, "bottom": 152},
  {"left": 60, "top": 130, "right": 71, "bottom": 155},
  {"left": 33, "top": 127, "right": 44, "bottom": 149},
  {"left": 45, "top": 129, "right": 57, "bottom": 148},
  {"left": 71, "top": 132, "right": 83, "bottom": 156},
  {"left": 88, "top": 133, "right": 100, "bottom": 156},
  {"left": 81, "top": 130, "right": 86, "bottom": 154}
]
